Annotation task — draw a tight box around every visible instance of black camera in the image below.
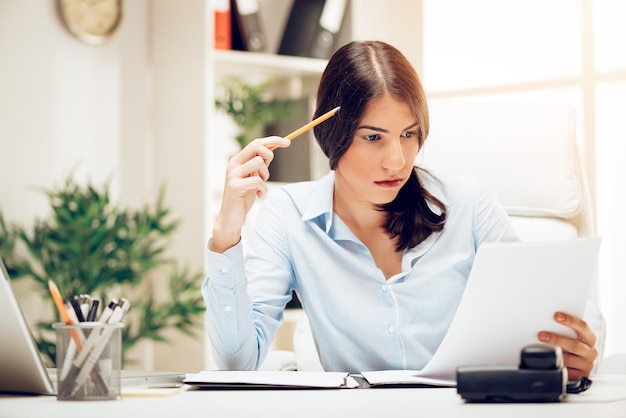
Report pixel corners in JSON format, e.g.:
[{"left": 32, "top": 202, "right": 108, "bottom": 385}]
[{"left": 456, "top": 344, "right": 567, "bottom": 402}]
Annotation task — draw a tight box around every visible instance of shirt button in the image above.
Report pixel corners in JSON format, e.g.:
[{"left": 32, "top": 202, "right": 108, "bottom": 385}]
[
  {"left": 224, "top": 305, "right": 232, "bottom": 313},
  {"left": 388, "top": 326, "right": 395, "bottom": 334},
  {"left": 381, "top": 284, "right": 388, "bottom": 292},
  {"left": 219, "top": 266, "right": 229, "bottom": 274}
]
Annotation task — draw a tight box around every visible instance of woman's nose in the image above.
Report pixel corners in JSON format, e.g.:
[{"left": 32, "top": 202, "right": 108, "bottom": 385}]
[{"left": 382, "top": 139, "right": 405, "bottom": 170}]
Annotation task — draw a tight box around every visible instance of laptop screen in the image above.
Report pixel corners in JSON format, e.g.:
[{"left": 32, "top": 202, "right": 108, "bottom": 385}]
[{"left": 0, "top": 256, "right": 55, "bottom": 395}]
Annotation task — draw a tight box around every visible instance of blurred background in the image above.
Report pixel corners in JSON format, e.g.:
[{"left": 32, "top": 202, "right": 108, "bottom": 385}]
[{"left": 0, "top": 0, "right": 624, "bottom": 372}]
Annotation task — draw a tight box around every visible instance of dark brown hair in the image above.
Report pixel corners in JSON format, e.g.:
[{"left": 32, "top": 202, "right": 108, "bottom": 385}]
[{"left": 313, "top": 40, "right": 446, "bottom": 251}]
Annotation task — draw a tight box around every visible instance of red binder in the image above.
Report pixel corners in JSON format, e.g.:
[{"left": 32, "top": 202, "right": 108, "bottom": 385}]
[{"left": 214, "top": 0, "right": 232, "bottom": 50}]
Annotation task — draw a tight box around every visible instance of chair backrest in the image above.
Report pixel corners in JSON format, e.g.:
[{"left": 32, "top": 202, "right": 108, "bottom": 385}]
[{"left": 418, "top": 100, "right": 594, "bottom": 242}]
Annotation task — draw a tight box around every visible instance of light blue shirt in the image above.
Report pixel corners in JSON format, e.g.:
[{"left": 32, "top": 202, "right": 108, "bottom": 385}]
[{"left": 202, "top": 170, "right": 518, "bottom": 373}]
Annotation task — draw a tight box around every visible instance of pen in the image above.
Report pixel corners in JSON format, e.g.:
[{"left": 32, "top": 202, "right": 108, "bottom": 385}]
[
  {"left": 59, "top": 339, "right": 77, "bottom": 381},
  {"left": 65, "top": 301, "right": 83, "bottom": 329},
  {"left": 86, "top": 299, "right": 100, "bottom": 322},
  {"left": 70, "top": 295, "right": 86, "bottom": 322},
  {"left": 70, "top": 299, "right": 131, "bottom": 396},
  {"left": 268, "top": 106, "right": 340, "bottom": 150},
  {"left": 71, "top": 299, "right": 120, "bottom": 368},
  {"left": 59, "top": 299, "right": 103, "bottom": 394}
]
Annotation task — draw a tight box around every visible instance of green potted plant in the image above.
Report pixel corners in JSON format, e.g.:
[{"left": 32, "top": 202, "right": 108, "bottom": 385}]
[
  {"left": 215, "top": 76, "right": 295, "bottom": 149},
  {"left": 0, "top": 176, "right": 205, "bottom": 366}
]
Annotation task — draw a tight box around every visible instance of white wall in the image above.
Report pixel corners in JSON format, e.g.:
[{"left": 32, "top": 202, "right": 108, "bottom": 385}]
[
  {"left": 0, "top": 1, "right": 147, "bottom": 250},
  {"left": 149, "top": 0, "right": 209, "bottom": 372},
  {"left": 0, "top": 0, "right": 205, "bottom": 371}
]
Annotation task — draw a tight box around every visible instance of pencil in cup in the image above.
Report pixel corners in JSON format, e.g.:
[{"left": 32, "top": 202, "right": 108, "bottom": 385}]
[
  {"left": 49, "top": 280, "right": 102, "bottom": 391},
  {"left": 268, "top": 106, "right": 340, "bottom": 151},
  {"left": 48, "top": 280, "right": 84, "bottom": 350}
]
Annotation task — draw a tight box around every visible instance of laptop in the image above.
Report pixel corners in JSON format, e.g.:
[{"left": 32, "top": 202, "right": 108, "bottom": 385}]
[{"left": 0, "top": 256, "right": 185, "bottom": 395}]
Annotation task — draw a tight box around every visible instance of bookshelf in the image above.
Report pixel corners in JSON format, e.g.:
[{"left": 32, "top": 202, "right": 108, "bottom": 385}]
[{"left": 213, "top": 49, "right": 328, "bottom": 79}]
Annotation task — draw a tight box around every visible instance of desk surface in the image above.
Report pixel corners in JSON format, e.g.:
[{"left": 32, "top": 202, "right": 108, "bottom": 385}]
[{"left": 1, "top": 375, "right": 625, "bottom": 418}]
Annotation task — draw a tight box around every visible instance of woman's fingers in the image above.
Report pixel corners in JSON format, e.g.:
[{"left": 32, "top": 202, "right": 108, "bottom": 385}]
[
  {"left": 211, "top": 136, "right": 291, "bottom": 253},
  {"left": 537, "top": 312, "right": 598, "bottom": 380},
  {"left": 228, "top": 136, "right": 290, "bottom": 168}
]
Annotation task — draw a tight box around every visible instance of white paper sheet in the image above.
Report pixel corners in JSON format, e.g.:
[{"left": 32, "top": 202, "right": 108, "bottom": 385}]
[
  {"left": 420, "top": 238, "right": 601, "bottom": 381},
  {"left": 364, "top": 238, "right": 601, "bottom": 386}
]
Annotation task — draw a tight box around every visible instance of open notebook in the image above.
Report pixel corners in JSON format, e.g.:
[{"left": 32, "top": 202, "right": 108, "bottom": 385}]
[{"left": 0, "top": 256, "right": 185, "bottom": 395}]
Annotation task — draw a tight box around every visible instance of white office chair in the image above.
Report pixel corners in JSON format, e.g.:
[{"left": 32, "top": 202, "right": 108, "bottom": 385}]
[
  {"left": 263, "top": 101, "right": 606, "bottom": 371},
  {"left": 423, "top": 101, "right": 593, "bottom": 238},
  {"left": 420, "top": 101, "right": 605, "bottom": 367}
]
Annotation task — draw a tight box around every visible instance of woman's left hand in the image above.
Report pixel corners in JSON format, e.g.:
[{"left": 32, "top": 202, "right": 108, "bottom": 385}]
[{"left": 538, "top": 312, "right": 598, "bottom": 381}]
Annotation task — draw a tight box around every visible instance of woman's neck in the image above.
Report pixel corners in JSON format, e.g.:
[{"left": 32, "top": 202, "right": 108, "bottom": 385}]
[{"left": 333, "top": 190, "right": 384, "bottom": 232}]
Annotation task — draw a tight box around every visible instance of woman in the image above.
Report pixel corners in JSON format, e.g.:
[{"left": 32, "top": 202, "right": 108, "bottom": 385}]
[{"left": 203, "top": 41, "right": 597, "bottom": 380}]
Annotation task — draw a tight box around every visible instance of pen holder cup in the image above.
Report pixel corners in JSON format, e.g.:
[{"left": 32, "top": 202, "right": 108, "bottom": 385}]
[{"left": 54, "top": 322, "right": 124, "bottom": 401}]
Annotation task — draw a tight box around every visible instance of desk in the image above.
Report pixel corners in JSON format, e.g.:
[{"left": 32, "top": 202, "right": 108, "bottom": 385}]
[{"left": 1, "top": 376, "right": 625, "bottom": 418}]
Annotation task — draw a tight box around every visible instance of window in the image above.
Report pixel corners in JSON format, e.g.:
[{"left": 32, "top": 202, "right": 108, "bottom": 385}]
[{"left": 422, "top": 0, "right": 626, "bottom": 357}]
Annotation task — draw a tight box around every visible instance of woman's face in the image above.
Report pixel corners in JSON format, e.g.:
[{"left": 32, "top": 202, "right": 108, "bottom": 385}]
[{"left": 334, "top": 93, "right": 420, "bottom": 206}]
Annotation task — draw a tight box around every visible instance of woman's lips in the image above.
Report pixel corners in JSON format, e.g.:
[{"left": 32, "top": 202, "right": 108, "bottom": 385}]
[{"left": 375, "top": 179, "right": 403, "bottom": 188}]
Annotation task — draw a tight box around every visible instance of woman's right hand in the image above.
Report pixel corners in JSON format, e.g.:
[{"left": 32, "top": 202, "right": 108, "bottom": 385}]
[{"left": 210, "top": 136, "right": 291, "bottom": 253}]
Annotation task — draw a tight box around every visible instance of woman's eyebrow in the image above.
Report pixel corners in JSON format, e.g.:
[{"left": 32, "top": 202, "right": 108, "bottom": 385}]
[
  {"left": 357, "top": 125, "right": 388, "bottom": 133},
  {"left": 357, "top": 122, "right": 419, "bottom": 133}
]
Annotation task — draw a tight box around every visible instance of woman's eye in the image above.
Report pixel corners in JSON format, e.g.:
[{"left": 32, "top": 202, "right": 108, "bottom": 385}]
[
  {"left": 363, "top": 134, "right": 381, "bottom": 141},
  {"left": 402, "top": 131, "right": 418, "bottom": 138}
]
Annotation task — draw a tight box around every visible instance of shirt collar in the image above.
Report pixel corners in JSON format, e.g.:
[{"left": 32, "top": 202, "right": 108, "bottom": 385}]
[
  {"left": 298, "top": 168, "right": 450, "bottom": 238},
  {"left": 301, "top": 171, "right": 335, "bottom": 234}
]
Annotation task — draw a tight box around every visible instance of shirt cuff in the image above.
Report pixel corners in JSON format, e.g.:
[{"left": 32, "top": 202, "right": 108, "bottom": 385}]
[{"left": 206, "top": 238, "right": 246, "bottom": 289}]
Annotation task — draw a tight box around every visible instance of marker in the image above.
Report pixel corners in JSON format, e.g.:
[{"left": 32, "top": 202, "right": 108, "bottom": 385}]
[
  {"left": 107, "top": 298, "right": 131, "bottom": 324},
  {"left": 79, "top": 294, "right": 91, "bottom": 319},
  {"left": 97, "top": 299, "right": 118, "bottom": 323}
]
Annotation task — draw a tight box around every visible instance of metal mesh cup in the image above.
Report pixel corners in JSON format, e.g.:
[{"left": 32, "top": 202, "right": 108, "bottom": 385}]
[{"left": 53, "top": 322, "right": 123, "bottom": 401}]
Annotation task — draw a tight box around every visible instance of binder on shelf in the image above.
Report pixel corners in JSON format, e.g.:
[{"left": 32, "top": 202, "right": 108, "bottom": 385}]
[
  {"left": 266, "top": 98, "right": 314, "bottom": 183},
  {"left": 213, "top": 0, "right": 232, "bottom": 50},
  {"left": 231, "top": 0, "right": 266, "bottom": 52},
  {"left": 278, "top": 0, "right": 348, "bottom": 59}
]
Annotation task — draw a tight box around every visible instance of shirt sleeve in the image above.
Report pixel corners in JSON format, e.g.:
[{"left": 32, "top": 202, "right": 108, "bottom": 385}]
[
  {"left": 202, "top": 191, "right": 296, "bottom": 370},
  {"left": 473, "top": 177, "right": 520, "bottom": 246},
  {"left": 202, "top": 240, "right": 260, "bottom": 370}
]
